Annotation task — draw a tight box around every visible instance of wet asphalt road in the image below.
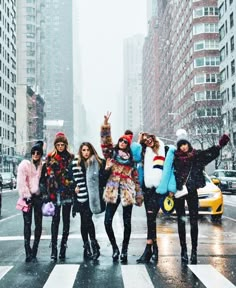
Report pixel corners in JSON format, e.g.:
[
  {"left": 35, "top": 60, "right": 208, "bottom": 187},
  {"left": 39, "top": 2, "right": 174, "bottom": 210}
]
[{"left": 0, "top": 190, "right": 235, "bottom": 288}]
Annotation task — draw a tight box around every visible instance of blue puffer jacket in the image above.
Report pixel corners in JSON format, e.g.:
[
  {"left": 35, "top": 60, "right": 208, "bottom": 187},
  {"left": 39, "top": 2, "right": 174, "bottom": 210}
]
[{"left": 156, "top": 145, "right": 177, "bottom": 195}]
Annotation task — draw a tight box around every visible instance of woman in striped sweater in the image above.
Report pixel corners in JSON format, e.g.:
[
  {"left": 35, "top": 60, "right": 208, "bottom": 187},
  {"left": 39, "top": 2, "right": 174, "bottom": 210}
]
[{"left": 69, "top": 142, "right": 109, "bottom": 261}]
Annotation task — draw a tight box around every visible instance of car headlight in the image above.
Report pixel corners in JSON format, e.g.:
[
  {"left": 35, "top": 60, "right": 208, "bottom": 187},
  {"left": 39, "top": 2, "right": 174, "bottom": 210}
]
[
  {"left": 220, "top": 180, "right": 227, "bottom": 185},
  {"left": 208, "top": 192, "right": 222, "bottom": 199}
]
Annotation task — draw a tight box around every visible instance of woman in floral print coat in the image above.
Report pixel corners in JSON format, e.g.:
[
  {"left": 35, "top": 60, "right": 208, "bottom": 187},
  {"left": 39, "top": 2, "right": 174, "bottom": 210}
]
[{"left": 43, "top": 132, "right": 74, "bottom": 261}]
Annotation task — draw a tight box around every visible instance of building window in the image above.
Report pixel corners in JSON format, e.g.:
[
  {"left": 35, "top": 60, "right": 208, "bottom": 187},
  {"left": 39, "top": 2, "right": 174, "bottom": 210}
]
[
  {"left": 232, "top": 84, "right": 236, "bottom": 98},
  {"left": 220, "top": 69, "right": 226, "bottom": 83},
  {"left": 233, "top": 108, "right": 236, "bottom": 122},
  {"left": 231, "top": 60, "right": 235, "bottom": 75},
  {"left": 230, "top": 12, "right": 234, "bottom": 28},
  {"left": 219, "top": 24, "right": 225, "bottom": 41},
  {"left": 219, "top": 3, "right": 225, "bottom": 19},
  {"left": 220, "top": 47, "right": 226, "bottom": 62},
  {"left": 231, "top": 36, "right": 235, "bottom": 52}
]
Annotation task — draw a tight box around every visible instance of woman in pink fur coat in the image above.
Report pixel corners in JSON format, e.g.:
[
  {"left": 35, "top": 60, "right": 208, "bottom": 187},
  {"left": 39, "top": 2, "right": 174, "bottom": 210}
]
[{"left": 17, "top": 141, "right": 44, "bottom": 262}]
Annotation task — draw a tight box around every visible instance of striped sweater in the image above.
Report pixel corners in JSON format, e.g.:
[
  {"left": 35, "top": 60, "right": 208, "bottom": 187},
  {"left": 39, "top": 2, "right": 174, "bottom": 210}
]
[{"left": 71, "top": 157, "right": 88, "bottom": 203}]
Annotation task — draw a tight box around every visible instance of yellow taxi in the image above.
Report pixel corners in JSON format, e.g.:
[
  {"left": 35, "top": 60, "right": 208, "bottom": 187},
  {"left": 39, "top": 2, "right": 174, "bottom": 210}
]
[{"left": 196, "top": 172, "right": 223, "bottom": 222}]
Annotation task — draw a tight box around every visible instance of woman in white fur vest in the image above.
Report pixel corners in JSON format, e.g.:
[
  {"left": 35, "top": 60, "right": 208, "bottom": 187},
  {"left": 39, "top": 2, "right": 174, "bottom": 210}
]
[
  {"left": 17, "top": 141, "right": 44, "bottom": 262},
  {"left": 69, "top": 142, "right": 109, "bottom": 261},
  {"left": 136, "top": 133, "right": 165, "bottom": 264}
]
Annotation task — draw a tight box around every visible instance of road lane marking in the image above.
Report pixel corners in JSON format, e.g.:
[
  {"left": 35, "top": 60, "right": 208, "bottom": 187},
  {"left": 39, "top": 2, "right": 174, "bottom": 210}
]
[
  {"left": 0, "top": 266, "right": 13, "bottom": 280},
  {"left": 0, "top": 214, "right": 21, "bottom": 223},
  {"left": 121, "top": 265, "right": 154, "bottom": 288},
  {"left": 188, "top": 265, "right": 236, "bottom": 288},
  {"left": 43, "top": 264, "right": 79, "bottom": 288},
  {"left": 223, "top": 216, "right": 236, "bottom": 222}
]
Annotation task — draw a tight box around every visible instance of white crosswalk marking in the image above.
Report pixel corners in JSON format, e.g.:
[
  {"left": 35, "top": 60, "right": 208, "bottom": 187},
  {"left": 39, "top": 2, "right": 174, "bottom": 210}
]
[
  {"left": 188, "top": 264, "right": 236, "bottom": 288},
  {"left": 43, "top": 264, "right": 80, "bottom": 288},
  {"left": 0, "top": 266, "right": 13, "bottom": 280},
  {"left": 121, "top": 265, "right": 154, "bottom": 288}
]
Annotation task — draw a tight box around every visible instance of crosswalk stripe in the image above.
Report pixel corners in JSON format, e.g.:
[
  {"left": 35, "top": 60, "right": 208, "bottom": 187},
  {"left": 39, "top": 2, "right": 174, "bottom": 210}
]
[
  {"left": 121, "top": 265, "right": 154, "bottom": 288},
  {"left": 0, "top": 266, "right": 13, "bottom": 280},
  {"left": 188, "top": 264, "right": 236, "bottom": 288},
  {"left": 43, "top": 264, "right": 80, "bottom": 288}
]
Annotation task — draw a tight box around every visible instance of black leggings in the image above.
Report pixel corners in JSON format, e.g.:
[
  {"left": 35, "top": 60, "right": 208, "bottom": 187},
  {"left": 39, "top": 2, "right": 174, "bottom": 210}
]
[
  {"left": 51, "top": 203, "right": 72, "bottom": 245},
  {"left": 78, "top": 201, "right": 96, "bottom": 244},
  {"left": 143, "top": 187, "right": 162, "bottom": 240},
  {"left": 174, "top": 188, "right": 199, "bottom": 250},
  {"left": 104, "top": 196, "right": 133, "bottom": 246},
  {"left": 23, "top": 195, "right": 43, "bottom": 245}
]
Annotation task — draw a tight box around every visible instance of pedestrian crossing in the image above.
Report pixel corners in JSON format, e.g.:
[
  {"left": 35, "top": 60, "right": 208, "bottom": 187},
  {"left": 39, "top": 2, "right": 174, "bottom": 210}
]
[{"left": 0, "top": 263, "right": 235, "bottom": 288}]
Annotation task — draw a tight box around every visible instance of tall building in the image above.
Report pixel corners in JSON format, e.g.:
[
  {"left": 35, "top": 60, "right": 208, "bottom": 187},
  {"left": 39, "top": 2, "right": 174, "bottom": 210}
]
[
  {"left": 0, "top": 0, "right": 17, "bottom": 172},
  {"left": 155, "top": 0, "right": 221, "bottom": 150},
  {"left": 40, "top": 0, "right": 74, "bottom": 147},
  {"left": 123, "top": 35, "right": 144, "bottom": 134},
  {"left": 218, "top": 0, "right": 236, "bottom": 168}
]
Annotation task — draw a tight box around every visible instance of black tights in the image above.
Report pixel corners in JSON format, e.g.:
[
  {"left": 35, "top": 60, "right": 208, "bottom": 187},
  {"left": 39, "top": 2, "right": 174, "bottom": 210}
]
[
  {"left": 79, "top": 201, "right": 96, "bottom": 244},
  {"left": 143, "top": 187, "right": 162, "bottom": 240},
  {"left": 104, "top": 196, "right": 133, "bottom": 246},
  {"left": 51, "top": 203, "right": 72, "bottom": 246},
  {"left": 174, "top": 189, "right": 199, "bottom": 250},
  {"left": 23, "top": 195, "right": 42, "bottom": 246}
]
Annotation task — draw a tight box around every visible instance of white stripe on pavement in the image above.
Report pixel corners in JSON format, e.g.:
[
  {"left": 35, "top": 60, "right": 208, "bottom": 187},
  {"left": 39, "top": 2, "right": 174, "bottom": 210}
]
[
  {"left": 188, "top": 265, "right": 236, "bottom": 288},
  {"left": 223, "top": 216, "right": 236, "bottom": 222},
  {"left": 43, "top": 264, "right": 79, "bottom": 288},
  {"left": 121, "top": 265, "right": 154, "bottom": 288},
  {"left": 0, "top": 266, "right": 13, "bottom": 280}
]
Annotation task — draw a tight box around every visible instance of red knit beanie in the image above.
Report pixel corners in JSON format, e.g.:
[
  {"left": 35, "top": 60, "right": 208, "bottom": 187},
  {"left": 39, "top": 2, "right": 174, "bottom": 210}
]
[
  {"left": 54, "top": 132, "right": 68, "bottom": 146},
  {"left": 119, "top": 134, "right": 132, "bottom": 145}
]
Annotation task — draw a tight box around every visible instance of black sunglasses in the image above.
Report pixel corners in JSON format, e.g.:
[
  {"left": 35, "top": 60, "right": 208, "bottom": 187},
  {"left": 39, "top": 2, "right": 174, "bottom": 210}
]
[
  {"left": 31, "top": 151, "right": 41, "bottom": 156},
  {"left": 119, "top": 138, "right": 128, "bottom": 145}
]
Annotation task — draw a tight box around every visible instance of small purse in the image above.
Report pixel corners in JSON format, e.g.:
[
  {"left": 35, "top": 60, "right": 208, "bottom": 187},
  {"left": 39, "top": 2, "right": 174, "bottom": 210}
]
[
  {"left": 175, "top": 165, "right": 192, "bottom": 199},
  {"left": 16, "top": 198, "right": 30, "bottom": 213},
  {"left": 42, "top": 202, "right": 55, "bottom": 216}
]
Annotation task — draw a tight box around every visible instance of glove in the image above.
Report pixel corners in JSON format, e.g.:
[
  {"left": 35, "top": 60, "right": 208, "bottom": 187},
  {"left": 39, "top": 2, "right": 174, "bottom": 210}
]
[
  {"left": 42, "top": 194, "right": 50, "bottom": 203},
  {"left": 219, "top": 134, "right": 230, "bottom": 148},
  {"left": 135, "top": 194, "right": 144, "bottom": 207},
  {"left": 24, "top": 197, "right": 32, "bottom": 205},
  {"left": 72, "top": 209, "right": 76, "bottom": 218}
]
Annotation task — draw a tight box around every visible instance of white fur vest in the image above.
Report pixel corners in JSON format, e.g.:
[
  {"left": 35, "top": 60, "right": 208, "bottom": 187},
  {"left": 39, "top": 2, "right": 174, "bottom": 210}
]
[{"left": 144, "top": 140, "right": 165, "bottom": 188}]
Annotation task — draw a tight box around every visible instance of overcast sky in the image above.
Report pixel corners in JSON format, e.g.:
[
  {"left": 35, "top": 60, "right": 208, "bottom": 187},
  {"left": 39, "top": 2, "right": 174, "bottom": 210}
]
[{"left": 77, "top": 0, "right": 147, "bottom": 147}]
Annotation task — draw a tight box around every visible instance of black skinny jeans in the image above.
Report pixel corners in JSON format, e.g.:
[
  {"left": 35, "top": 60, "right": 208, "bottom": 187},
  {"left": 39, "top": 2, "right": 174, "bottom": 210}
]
[
  {"left": 143, "top": 187, "right": 162, "bottom": 240},
  {"left": 51, "top": 203, "right": 72, "bottom": 246},
  {"left": 23, "top": 194, "right": 42, "bottom": 246},
  {"left": 174, "top": 188, "right": 199, "bottom": 250},
  {"left": 78, "top": 201, "right": 96, "bottom": 244},
  {"left": 104, "top": 196, "right": 133, "bottom": 246}
]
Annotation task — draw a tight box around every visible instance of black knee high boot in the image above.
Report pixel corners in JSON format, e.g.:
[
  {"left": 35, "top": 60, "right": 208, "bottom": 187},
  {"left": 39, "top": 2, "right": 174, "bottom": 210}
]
[
  {"left": 59, "top": 242, "right": 67, "bottom": 260},
  {"left": 91, "top": 239, "right": 100, "bottom": 260},
  {"left": 190, "top": 248, "right": 197, "bottom": 264},
  {"left": 152, "top": 240, "right": 158, "bottom": 262},
  {"left": 120, "top": 242, "right": 128, "bottom": 264},
  {"left": 31, "top": 241, "right": 39, "bottom": 260},
  {"left": 25, "top": 242, "right": 32, "bottom": 263},
  {"left": 51, "top": 241, "right": 58, "bottom": 262},
  {"left": 112, "top": 243, "right": 120, "bottom": 262},
  {"left": 83, "top": 241, "right": 92, "bottom": 260},
  {"left": 136, "top": 244, "right": 152, "bottom": 264}
]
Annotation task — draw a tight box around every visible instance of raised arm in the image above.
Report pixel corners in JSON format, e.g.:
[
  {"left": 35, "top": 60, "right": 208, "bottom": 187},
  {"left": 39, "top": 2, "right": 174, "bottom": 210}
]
[{"left": 100, "top": 112, "right": 113, "bottom": 159}]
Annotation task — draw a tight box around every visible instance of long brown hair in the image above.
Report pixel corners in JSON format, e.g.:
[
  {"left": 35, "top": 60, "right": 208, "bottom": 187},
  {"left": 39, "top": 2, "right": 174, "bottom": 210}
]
[{"left": 77, "top": 142, "right": 103, "bottom": 167}]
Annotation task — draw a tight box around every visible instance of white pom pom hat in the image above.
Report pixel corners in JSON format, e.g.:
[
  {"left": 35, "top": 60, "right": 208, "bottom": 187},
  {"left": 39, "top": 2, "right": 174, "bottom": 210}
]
[{"left": 176, "top": 129, "right": 191, "bottom": 147}]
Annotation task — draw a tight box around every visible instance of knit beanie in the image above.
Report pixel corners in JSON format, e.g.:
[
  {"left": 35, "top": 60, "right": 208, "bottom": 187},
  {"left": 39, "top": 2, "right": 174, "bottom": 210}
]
[
  {"left": 119, "top": 134, "right": 132, "bottom": 145},
  {"left": 31, "top": 140, "right": 44, "bottom": 155},
  {"left": 176, "top": 129, "right": 191, "bottom": 149},
  {"left": 54, "top": 132, "right": 68, "bottom": 146}
]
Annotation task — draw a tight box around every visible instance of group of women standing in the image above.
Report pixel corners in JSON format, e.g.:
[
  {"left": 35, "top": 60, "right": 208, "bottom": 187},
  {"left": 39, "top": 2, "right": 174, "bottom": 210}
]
[{"left": 17, "top": 112, "right": 230, "bottom": 265}]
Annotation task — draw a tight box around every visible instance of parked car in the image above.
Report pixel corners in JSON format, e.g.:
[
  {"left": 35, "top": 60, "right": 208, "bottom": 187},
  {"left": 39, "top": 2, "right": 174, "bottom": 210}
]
[
  {"left": 211, "top": 169, "right": 236, "bottom": 194},
  {"left": 2, "top": 172, "right": 16, "bottom": 190}
]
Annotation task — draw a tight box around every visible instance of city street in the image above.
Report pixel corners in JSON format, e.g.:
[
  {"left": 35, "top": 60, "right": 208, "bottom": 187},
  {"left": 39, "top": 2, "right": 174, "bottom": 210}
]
[{"left": 0, "top": 189, "right": 235, "bottom": 288}]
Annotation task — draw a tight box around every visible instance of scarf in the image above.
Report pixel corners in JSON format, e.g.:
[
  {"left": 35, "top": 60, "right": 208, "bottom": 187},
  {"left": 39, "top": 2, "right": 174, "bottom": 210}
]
[{"left": 174, "top": 149, "right": 196, "bottom": 182}]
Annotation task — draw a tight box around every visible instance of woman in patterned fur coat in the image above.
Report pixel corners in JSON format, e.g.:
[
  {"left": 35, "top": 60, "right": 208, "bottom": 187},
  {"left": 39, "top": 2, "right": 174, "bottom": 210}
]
[{"left": 100, "top": 112, "right": 143, "bottom": 263}]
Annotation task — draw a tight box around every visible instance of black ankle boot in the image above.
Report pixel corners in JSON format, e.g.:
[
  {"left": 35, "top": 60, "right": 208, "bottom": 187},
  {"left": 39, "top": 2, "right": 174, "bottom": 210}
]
[
  {"left": 112, "top": 244, "right": 120, "bottom": 262},
  {"left": 136, "top": 244, "right": 152, "bottom": 264},
  {"left": 181, "top": 248, "right": 188, "bottom": 264},
  {"left": 83, "top": 241, "right": 92, "bottom": 260},
  {"left": 120, "top": 243, "right": 128, "bottom": 263},
  {"left": 59, "top": 243, "right": 67, "bottom": 260},
  {"left": 91, "top": 240, "right": 100, "bottom": 260},
  {"left": 51, "top": 244, "right": 58, "bottom": 262},
  {"left": 152, "top": 242, "right": 158, "bottom": 262},
  {"left": 25, "top": 244, "right": 32, "bottom": 263},
  {"left": 190, "top": 249, "right": 197, "bottom": 264}
]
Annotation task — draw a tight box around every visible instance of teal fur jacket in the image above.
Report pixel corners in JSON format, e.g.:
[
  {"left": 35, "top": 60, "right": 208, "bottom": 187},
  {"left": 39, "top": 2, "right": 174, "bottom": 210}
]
[{"left": 156, "top": 145, "right": 177, "bottom": 195}]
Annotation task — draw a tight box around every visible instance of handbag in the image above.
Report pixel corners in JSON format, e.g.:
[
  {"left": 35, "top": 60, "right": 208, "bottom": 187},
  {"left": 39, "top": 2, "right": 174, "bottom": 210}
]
[
  {"left": 175, "top": 165, "right": 192, "bottom": 199},
  {"left": 42, "top": 202, "right": 55, "bottom": 216},
  {"left": 16, "top": 198, "right": 30, "bottom": 213}
]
